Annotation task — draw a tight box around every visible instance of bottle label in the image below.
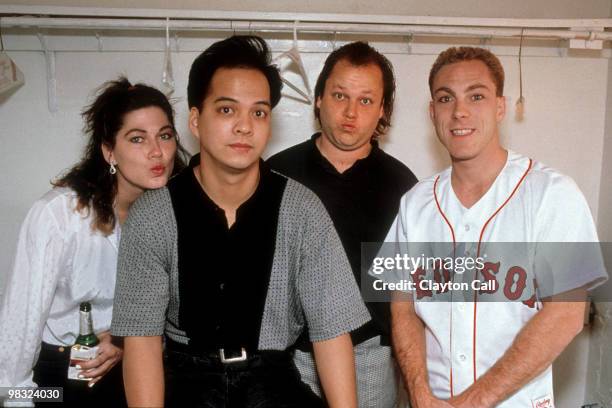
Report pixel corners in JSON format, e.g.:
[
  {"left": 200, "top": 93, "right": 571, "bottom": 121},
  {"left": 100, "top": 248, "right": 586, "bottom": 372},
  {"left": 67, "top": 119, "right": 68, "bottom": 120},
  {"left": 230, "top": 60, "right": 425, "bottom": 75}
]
[
  {"left": 67, "top": 344, "right": 99, "bottom": 380},
  {"left": 79, "top": 310, "right": 93, "bottom": 336}
]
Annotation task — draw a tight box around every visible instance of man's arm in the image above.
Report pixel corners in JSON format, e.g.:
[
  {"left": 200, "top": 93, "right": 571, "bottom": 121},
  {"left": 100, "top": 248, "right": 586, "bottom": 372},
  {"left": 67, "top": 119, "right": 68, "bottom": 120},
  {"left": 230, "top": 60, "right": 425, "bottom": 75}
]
[
  {"left": 312, "top": 333, "right": 357, "bottom": 408},
  {"left": 122, "top": 336, "right": 164, "bottom": 407},
  {"left": 111, "top": 190, "right": 173, "bottom": 406},
  {"left": 449, "top": 287, "right": 587, "bottom": 408},
  {"left": 391, "top": 294, "right": 453, "bottom": 408},
  {"left": 291, "top": 185, "right": 370, "bottom": 406}
]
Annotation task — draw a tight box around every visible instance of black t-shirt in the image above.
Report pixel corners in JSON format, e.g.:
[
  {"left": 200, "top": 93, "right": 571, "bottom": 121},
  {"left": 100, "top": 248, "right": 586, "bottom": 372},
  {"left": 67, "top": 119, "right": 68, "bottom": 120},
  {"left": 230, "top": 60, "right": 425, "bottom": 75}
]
[{"left": 267, "top": 133, "right": 418, "bottom": 345}]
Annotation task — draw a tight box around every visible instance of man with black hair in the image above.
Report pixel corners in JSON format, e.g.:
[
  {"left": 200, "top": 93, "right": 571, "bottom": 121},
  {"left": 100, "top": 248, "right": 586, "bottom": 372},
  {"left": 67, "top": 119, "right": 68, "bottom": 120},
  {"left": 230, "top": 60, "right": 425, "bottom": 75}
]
[
  {"left": 111, "top": 36, "right": 369, "bottom": 408},
  {"left": 268, "top": 41, "right": 417, "bottom": 407}
]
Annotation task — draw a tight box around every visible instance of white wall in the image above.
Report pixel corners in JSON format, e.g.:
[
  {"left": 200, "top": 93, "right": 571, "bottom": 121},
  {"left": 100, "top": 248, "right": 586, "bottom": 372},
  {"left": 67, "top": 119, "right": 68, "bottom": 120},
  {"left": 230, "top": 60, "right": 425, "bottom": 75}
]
[
  {"left": 0, "top": 6, "right": 611, "bottom": 408},
  {"left": 0, "top": 37, "right": 607, "bottom": 243},
  {"left": 596, "top": 1, "right": 612, "bottom": 248},
  {"left": 583, "top": 3, "right": 612, "bottom": 406}
]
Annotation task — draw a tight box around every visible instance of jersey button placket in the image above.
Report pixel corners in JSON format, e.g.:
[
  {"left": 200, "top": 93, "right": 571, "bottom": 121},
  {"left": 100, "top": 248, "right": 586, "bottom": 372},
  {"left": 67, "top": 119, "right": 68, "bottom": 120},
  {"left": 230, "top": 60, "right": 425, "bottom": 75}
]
[{"left": 456, "top": 215, "right": 474, "bottom": 241}]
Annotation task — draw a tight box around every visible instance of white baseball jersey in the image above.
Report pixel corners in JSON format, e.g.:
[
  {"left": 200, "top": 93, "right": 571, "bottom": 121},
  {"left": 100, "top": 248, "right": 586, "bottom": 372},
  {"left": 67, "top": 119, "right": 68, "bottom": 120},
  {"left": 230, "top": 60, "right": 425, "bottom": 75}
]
[{"left": 384, "top": 150, "right": 607, "bottom": 407}]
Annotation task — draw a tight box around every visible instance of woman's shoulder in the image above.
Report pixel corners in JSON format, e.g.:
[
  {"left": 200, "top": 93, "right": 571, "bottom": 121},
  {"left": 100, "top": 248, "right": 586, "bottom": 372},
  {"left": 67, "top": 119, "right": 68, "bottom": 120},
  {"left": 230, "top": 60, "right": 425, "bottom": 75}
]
[
  {"left": 39, "top": 186, "right": 78, "bottom": 203},
  {"left": 13, "top": 187, "right": 85, "bottom": 242},
  {"left": 28, "top": 186, "right": 75, "bottom": 212}
]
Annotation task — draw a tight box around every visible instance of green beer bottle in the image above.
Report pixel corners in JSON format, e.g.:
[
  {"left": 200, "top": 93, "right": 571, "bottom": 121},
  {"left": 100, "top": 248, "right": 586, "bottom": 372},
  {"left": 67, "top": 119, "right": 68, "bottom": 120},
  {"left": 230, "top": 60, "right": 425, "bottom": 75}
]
[
  {"left": 68, "top": 302, "right": 99, "bottom": 380},
  {"left": 75, "top": 302, "right": 99, "bottom": 347}
]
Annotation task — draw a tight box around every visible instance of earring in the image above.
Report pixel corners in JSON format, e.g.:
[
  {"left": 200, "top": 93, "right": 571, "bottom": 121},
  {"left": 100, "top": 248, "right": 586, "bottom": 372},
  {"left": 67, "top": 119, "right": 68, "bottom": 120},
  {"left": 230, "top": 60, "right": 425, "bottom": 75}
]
[{"left": 109, "top": 161, "right": 117, "bottom": 175}]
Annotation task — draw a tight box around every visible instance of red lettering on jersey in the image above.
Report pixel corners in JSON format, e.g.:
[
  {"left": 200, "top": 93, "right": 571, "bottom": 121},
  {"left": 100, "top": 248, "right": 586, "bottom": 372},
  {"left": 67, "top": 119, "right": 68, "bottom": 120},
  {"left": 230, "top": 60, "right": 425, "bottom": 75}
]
[
  {"left": 504, "top": 266, "right": 527, "bottom": 300},
  {"left": 479, "top": 261, "right": 500, "bottom": 294},
  {"left": 522, "top": 279, "right": 539, "bottom": 309},
  {"left": 433, "top": 259, "right": 451, "bottom": 294},
  {"left": 413, "top": 267, "right": 433, "bottom": 299},
  {"left": 522, "top": 294, "right": 537, "bottom": 308}
]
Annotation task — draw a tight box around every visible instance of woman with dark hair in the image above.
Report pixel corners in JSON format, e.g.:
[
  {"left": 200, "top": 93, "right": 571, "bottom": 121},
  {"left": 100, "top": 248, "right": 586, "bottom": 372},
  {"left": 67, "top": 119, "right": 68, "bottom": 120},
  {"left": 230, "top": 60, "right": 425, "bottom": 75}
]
[{"left": 0, "top": 77, "right": 186, "bottom": 406}]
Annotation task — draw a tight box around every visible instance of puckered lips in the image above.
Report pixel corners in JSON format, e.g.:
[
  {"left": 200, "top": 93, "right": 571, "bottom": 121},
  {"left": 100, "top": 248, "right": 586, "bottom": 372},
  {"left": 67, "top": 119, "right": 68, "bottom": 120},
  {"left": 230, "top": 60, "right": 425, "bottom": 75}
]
[
  {"left": 150, "top": 165, "right": 166, "bottom": 176},
  {"left": 341, "top": 122, "right": 356, "bottom": 132}
]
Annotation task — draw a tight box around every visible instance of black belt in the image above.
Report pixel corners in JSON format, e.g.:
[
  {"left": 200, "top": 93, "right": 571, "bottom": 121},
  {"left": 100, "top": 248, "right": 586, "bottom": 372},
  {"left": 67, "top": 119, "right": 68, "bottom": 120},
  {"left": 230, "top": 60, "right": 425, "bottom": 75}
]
[{"left": 164, "top": 338, "right": 290, "bottom": 367}]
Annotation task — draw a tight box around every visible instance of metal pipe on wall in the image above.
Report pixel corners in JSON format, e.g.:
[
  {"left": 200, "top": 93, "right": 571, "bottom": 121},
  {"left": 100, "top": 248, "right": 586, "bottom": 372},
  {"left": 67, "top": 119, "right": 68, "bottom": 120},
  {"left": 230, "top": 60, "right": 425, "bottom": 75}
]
[{"left": 1, "top": 15, "right": 611, "bottom": 43}]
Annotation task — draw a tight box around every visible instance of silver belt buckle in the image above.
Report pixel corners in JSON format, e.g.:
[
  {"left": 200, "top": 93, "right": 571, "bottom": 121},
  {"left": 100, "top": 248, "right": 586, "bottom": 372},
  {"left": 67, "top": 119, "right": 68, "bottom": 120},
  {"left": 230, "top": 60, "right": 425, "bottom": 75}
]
[{"left": 219, "top": 347, "right": 247, "bottom": 363}]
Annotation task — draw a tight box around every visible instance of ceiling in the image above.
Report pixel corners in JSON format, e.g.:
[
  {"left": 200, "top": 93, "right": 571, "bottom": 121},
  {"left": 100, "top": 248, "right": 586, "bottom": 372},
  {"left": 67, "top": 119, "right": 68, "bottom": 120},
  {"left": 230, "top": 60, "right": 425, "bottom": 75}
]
[{"left": 1, "top": 0, "right": 611, "bottom": 18}]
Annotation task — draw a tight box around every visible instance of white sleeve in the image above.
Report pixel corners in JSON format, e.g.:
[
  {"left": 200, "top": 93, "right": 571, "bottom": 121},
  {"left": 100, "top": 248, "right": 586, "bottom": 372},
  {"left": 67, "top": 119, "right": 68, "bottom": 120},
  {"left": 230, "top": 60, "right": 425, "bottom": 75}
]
[
  {"left": 369, "top": 195, "right": 412, "bottom": 287},
  {"left": 534, "top": 175, "right": 608, "bottom": 296},
  {"left": 0, "top": 197, "right": 66, "bottom": 396},
  {"left": 385, "top": 193, "right": 410, "bottom": 244},
  {"left": 535, "top": 174, "right": 599, "bottom": 243}
]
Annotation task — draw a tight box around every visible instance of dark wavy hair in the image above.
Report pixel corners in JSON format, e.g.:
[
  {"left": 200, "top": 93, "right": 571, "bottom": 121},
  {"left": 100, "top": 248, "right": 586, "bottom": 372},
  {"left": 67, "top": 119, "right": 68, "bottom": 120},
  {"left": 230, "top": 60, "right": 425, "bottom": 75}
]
[
  {"left": 53, "top": 77, "right": 187, "bottom": 234},
  {"left": 314, "top": 41, "right": 396, "bottom": 139},
  {"left": 188, "top": 35, "right": 282, "bottom": 110}
]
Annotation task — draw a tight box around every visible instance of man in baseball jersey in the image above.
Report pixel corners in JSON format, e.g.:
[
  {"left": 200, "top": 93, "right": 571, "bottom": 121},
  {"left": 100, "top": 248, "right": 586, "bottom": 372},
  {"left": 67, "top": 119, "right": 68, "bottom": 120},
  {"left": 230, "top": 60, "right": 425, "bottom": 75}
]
[
  {"left": 268, "top": 41, "right": 417, "bottom": 407},
  {"left": 386, "top": 47, "right": 607, "bottom": 407}
]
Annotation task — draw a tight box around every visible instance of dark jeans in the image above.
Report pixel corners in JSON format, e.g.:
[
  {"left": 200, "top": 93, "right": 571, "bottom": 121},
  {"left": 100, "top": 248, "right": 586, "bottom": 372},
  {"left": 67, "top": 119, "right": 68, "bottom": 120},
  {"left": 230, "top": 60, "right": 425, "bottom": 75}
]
[
  {"left": 32, "top": 342, "right": 127, "bottom": 407},
  {"left": 164, "top": 342, "right": 326, "bottom": 408}
]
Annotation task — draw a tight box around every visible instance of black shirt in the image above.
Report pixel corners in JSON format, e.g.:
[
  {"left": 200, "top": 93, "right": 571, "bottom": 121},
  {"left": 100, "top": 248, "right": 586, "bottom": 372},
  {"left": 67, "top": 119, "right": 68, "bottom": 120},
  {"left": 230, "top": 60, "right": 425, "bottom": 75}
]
[
  {"left": 168, "top": 154, "right": 286, "bottom": 351},
  {"left": 267, "top": 133, "right": 418, "bottom": 346}
]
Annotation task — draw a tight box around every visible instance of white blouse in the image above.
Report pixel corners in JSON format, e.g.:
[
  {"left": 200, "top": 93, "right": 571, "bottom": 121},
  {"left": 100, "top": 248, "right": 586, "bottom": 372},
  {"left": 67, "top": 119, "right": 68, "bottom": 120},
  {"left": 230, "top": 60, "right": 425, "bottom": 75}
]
[{"left": 0, "top": 187, "right": 119, "bottom": 391}]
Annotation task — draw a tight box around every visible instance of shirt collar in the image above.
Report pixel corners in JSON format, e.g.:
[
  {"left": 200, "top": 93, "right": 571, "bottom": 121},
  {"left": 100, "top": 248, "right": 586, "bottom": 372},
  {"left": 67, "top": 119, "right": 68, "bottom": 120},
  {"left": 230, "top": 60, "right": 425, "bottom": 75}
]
[
  {"left": 185, "top": 153, "right": 272, "bottom": 213},
  {"left": 308, "top": 132, "right": 381, "bottom": 175}
]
